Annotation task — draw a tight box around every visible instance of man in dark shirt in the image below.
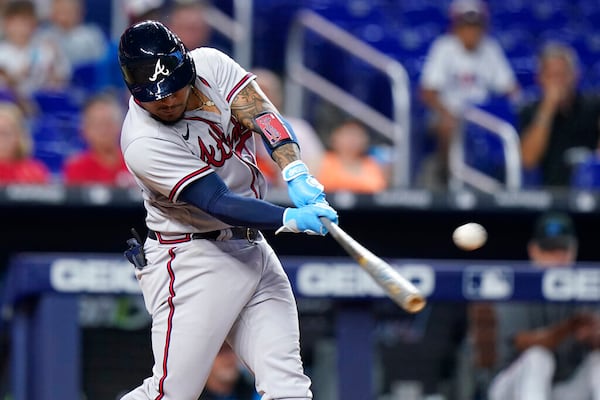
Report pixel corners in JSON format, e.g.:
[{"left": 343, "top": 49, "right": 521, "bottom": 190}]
[
  {"left": 199, "top": 342, "right": 259, "bottom": 400},
  {"left": 488, "top": 212, "right": 600, "bottom": 400},
  {"left": 519, "top": 42, "right": 600, "bottom": 188}
]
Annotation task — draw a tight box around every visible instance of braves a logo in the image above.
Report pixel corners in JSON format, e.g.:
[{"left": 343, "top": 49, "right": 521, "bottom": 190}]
[
  {"left": 185, "top": 118, "right": 253, "bottom": 169},
  {"left": 198, "top": 125, "right": 231, "bottom": 167},
  {"left": 149, "top": 59, "right": 170, "bottom": 82}
]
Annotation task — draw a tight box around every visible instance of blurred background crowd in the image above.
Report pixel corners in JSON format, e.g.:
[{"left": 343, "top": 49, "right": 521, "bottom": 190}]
[
  {"left": 0, "top": 0, "right": 600, "bottom": 399},
  {"left": 2, "top": 0, "right": 600, "bottom": 193}
]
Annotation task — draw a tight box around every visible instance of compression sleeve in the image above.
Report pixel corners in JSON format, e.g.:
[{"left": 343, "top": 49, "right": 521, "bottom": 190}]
[{"left": 179, "top": 172, "right": 286, "bottom": 229}]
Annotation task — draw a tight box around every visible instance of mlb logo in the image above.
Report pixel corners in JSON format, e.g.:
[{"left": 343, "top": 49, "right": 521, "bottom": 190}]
[{"left": 463, "top": 266, "right": 514, "bottom": 300}]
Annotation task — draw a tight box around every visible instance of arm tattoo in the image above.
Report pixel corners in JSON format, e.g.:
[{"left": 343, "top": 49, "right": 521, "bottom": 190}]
[
  {"left": 232, "top": 81, "right": 301, "bottom": 168},
  {"left": 231, "top": 82, "right": 276, "bottom": 131},
  {"left": 272, "top": 143, "right": 301, "bottom": 169}
]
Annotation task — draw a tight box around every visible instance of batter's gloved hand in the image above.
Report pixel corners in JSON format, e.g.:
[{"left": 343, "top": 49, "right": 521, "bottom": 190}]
[
  {"left": 282, "top": 160, "right": 328, "bottom": 207},
  {"left": 276, "top": 203, "right": 339, "bottom": 235}
]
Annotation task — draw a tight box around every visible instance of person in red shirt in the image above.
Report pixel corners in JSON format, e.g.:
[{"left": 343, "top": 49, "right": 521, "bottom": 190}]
[
  {"left": 63, "top": 92, "right": 134, "bottom": 187},
  {"left": 0, "top": 100, "right": 50, "bottom": 183}
]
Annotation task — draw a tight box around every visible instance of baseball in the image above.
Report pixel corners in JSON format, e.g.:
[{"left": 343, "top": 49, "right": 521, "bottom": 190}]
[{"left": 452, "top": 222, "right": 487, "bottom": 251}]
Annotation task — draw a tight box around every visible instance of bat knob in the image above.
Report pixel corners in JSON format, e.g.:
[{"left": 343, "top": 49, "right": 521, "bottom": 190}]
[{"left": 404, "top": 295, "right": 427, "bottom": 313}]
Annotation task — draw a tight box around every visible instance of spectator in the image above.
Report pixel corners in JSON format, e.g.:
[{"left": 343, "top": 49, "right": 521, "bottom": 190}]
[
  {"left": 252, "top": 68, "right": 325, "bottom": 187},
  {"left": 199, "top": 342, "right": 260, "bottom": 400},
  {"left": 38, "top": 0, "right": 108, "bottom": 68},
  {"left": 316, "top": 118, "right": 387, "bottom": 194},
  {"left": 62, "top": 92, "right": 133, "bottom": 186},
  {"left": 417, "top": 0, "right": 519, "bottom": 190},
  {"left": 0, "top": 100, "right": 51, "bottom": 183},
  {"left": 123, "top": 0, "right": 164, "bottom": 25},
  {"left": 164, "top": 0, "right": 212, "bottom": 51},
  {"left": 0, "top": 0, "right": 71, "bottom": 106},
  {"left": 487, "top": 212, "right": 600, "bottom": 400},
  {"left": 519, "top": 42, "right": 600, "bottom": 188}
]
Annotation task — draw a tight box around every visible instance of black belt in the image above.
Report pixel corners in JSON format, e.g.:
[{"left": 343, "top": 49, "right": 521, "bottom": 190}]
[{"left": 147, "top": 227, "right": 259, "bottom": 243}]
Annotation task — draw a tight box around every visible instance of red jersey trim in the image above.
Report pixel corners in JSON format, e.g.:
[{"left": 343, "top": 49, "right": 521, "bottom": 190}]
[
  {"left": 226, "top": 72, "right": 255, "bottom": 103},
  {"left": 156, "top": 233, "right": 192, "bottom": 244},
  {"left": 198, "top": 76, "right": 211, "bottom": 87},
  {"left": 155, "top": 248, "right": 177, "bottom": 400},
  {"left": 169, "top": 166, "right": 211, "bottom": 202}
]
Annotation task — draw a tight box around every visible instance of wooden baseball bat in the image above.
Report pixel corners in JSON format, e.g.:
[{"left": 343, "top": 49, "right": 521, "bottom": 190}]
[{"left": 320, "top": 217, "right": 426, "bottom": 313}]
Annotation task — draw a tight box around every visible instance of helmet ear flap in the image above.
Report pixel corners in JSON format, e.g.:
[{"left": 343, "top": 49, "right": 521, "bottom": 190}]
[{"left": 118, "top": 20, "right": 195, "bottom": 102}]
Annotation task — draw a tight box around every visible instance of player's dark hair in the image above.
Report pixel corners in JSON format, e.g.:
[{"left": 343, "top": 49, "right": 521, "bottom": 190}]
[{"left": 3, "top": 0, "right": 36, "bottom": 18}]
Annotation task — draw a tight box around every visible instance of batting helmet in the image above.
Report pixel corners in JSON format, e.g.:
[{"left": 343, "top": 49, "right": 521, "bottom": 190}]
[{"left": 118, "top": 20, "right": 195, "bottom": 102}]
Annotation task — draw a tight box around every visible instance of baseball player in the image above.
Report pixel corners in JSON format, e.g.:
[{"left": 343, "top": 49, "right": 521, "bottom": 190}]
[{"left": 118, "top": 21, "right": 338, "bottom": 400}]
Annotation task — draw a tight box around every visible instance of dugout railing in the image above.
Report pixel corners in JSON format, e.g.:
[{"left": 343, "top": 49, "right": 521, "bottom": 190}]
[
  {"left": 284, "top": 9, "right": 412, "bottom": 188},
  {"left": 449, "top": 106, "right": 523, "bottom": 193}
]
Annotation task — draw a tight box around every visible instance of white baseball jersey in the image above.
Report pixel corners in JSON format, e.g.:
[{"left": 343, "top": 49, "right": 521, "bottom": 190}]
[
  {"left": 121, "top": 47, "right": 267, "bottom": 233},
  {"left": 119, "top": 47, "right": 313, "bottom": 400},
  {"left": 420, "top": 34, "right": 517, "bottom": 114}
]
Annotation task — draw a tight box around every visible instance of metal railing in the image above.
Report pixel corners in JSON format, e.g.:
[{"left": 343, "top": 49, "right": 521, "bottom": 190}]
[
  {"left": 203, "top": 0, "right": 253, "bottom": 68},
  {"left": 284, "top": 10, "right": 412, "bottom": 188},
  {"left": 449, "top": 106, "right": 522, "bottom": 193},
  {"left": 110, "top": 0, "right": 253, "bottom": 68}
]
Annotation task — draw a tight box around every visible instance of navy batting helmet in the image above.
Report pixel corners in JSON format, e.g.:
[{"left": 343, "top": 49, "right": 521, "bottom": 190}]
[{"left": 118, "top": 20, "right": 195, "bottom": 102}]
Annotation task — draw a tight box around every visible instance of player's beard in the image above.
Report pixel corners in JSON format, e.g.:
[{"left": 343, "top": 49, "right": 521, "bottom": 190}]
[
  {"left": 150, "top": 110, "right": 185, "bottom": 125},
  {"left": 150, "top": 102, "right": 187, "bottom": 125},
  {"left": 147, "top": 87, "right": 192, "bottom": 125}
]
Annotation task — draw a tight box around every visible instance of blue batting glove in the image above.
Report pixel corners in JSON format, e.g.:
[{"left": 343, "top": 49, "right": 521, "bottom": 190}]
[
  {"left": 276, "top": 203, "right": 339, "bottom": 235},
  {"left": 282, "top": 160, "right": 327, "bottom": 207}
]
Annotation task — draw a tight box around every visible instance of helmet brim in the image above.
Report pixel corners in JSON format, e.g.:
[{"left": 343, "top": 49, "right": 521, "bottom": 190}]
[{"left": 129, "top": 59, "right": 195, "bottom": 102}]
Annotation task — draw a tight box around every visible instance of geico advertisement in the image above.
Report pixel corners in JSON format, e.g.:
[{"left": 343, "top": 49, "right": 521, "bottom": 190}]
[
  {"left": 48, "top": 257, "right": 600, "bottom": 301},
  {"left": 50, "top": 258, "right": 141, "bottom": 293},
  {"left": 542, "top": 268, "right": 600, "bottom": 301},
  {"left": 295, "top": 263, "right": 435, "bottom": 297}
]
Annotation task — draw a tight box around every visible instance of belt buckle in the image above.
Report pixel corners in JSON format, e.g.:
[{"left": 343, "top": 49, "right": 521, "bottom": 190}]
[{"left": 246, "top": 228, "right": 257, "bottom": 244}]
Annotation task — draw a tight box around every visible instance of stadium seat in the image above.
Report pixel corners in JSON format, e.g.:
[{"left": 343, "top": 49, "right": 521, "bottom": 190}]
[
  {"left": 31, "top": 113, "right": 85, "bottom": 175},
  {"left": 308, "top": 0, "right": 388, "bottom": 29},
  {"left": 464, "top": 124, "right": 506, "bottom": 182},
  {"left": 490, "top": 5, "right": 535, "bottom": 31},
  {"left": 397, "top": 0, "right": 449, "bottom": 27},
  {"left": 463, "top": 97, "right": 518, "bottom": 183},
  {"left": 70, "top": 61, "right": 101, "bottom": 95},
  {"left": 491, "top": 27, "right": 536, "bottom": 57},
  {"left": 528, "top": 1, "right": 570, "bottom": 32},
  {"left": 508, "top": 55, "right": 537, "bottom": 96},
  {"left": 571, "top": 154, "right": 600, "bottom": 190},
  {"left": 522, "top": 167, "right": 543, "bottom": 188},
  {"left": 0, "top": 88, "right": 16, "bottom": 103},
  {"left": 32, "top": 89, "right": 83, "bottom": 116}
]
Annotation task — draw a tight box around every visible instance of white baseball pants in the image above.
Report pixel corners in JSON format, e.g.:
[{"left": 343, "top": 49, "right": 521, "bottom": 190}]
[
  {"left": 488, "top": 346, "right": 600, "bottom": 400},
  {"left": 120, "top": 234, "right": 312, "bottom": 400}
]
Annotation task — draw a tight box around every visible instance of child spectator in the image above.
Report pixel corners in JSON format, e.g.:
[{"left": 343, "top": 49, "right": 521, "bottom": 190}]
[
  {"left": 0, "top": 100, "right": 50, "bottom": 183},
  {"left": 164, "top": 0, "right": 212, "bottom": 51},
  {"left": 252, "top": 68, "right": 325, "bottom": 187},
  {"left": 39, "top": 0, "right": 108, "bottom": 68},
  {"left": 316, "top": 119, "right": 387, "bottom": 194},
  {"left": 124, "top": 0, "right": 164, "bottom": 25},
  {"left": 0, "top": 0, "right": 71, "bottom": 106},
  {"left": 62, "top": 93, "right": 133, "bottom": 187}
]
